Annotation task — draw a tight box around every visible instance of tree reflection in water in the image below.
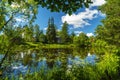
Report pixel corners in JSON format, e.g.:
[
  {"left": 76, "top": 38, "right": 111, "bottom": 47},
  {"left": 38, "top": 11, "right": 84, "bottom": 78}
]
[{"left": 0, "top": 48, "right": 97, "bottom": 78}]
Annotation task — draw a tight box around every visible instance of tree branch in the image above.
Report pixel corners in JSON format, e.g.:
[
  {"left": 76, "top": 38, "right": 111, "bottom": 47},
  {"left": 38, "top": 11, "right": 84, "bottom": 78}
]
[{"left": 1, "top": 15, "right": 13, "bottom": 29}]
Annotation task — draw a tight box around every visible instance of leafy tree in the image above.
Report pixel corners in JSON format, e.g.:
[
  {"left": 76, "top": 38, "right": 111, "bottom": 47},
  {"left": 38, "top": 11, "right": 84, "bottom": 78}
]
[
  {"left": 95, "top": 0, "right": 120, "bottom": 47},
  {"left": 46, "top": 17, "right": 57, "bottom": 44},
  {"left": 70, "top": 31, "right": 75, "bottom": 43},
  {"left": 34, "top": 24, "right": 41, "bottom": 42},
  {"left": 79, "top": 33, "right": 89, "bottom": 47},
  {"left": 0, "top": 0, "right": 93, "bottom": 31},
  {"left": 7, "top": 0, "right": 93, "bottom": 15},
  {"left": 39, "top": 30, "right": 47, "bottom": 43},
  {"left": 22, "top": 25, "right": 34, "bottom": 42},
  {"left": 95, "top": 25, "right": 107, "bottom": 40},
  {"left": 0, "top": 0, "right": 38, "bottom": 30},
  {"left": 74, "top": 32, "right": 88, "bottom": 47},
  {"left": 88, "top": 36, "right": 95, "bottom": 47},
  {"left": 0, "top": 25, "right": 24, "bottom": 67},
  {"left": 60, "top": 21, "right": 69, "bottom": 44}
]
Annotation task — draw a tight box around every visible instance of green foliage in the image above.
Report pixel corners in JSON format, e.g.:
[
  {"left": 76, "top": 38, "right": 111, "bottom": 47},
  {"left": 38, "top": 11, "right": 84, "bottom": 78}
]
[
  {"left": 6, "top": 0, "right": 93, "bottom": 15},
  {"left": 74, "top": 33, "right": 89, "bottom": 47},
  {"left": 95, "top": 25, "right": 106, "bottom": 40},
  {"left": 34, "top": 24, "right": 41, "bottom": 42},
  {"left": 94, "top": 39, "right": 108, "bottom": 47},
  {"left": 36, "top": 0, "right": 93, "bottom": 15},
  {"left": 95, "top": 0, "right": 120, "bottom": 47},
  {"left": 22, "top": 25, "right": 34, "bottom": 42},
  {"left": 46, "top": 17, "right": 57, "bottom": 44},
  {"left": 1, "top": 53, "right": 118, "bottom": 80},
  {"left": 70, "top": 31, "right": 75, "bottom": 44},
  {"left": 96, "top": 53, "right": 120, "bottom": 80},
  {"left": 0, "top": 0, "right": 38, "bottom": 30},
  {"left": 60, "top": 21, "right": 70, "bottom": 44},
  {"left": 39, "top": 30, "right": 47, "bottom": 43},
  {"left": 0, "top": 26, "right": 24, "bottom": 53}
]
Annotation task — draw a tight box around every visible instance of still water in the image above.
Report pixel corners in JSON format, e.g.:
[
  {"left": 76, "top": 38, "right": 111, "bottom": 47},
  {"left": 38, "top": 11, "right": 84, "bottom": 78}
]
[{"left": 0, "top": 48, "right": 97, "bottom": 78}]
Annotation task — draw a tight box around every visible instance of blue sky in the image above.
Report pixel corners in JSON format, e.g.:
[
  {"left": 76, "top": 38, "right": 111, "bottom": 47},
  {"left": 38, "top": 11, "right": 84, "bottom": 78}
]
[
  {"left": 1, "top": 0, "right": 106, "bottom": 37},
  {"left": 34, "top": 0, "right": 106, "bottom": 37}
]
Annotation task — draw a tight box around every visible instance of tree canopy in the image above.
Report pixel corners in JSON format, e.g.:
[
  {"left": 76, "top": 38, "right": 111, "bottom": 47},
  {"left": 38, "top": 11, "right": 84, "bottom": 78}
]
[
  {"left": 0, "top": 0, "right": 38, "bottom": 31},
  {"left": 95, "top": 0, "right": 120, "bottom": 47},
  {"left": 61, "top": 21, "right": 69, "bottom": 44},
  {"left": 6, "top": 0, "right": 93, "bottom": 15},
  {"left": 46, "top": 17, "right": 57, "bottom": 43}
]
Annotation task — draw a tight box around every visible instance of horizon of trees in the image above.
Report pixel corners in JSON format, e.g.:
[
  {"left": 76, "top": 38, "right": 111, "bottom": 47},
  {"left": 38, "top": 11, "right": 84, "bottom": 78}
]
[{"left": 0, "top": 17, "right": 95, "bottom": 47}]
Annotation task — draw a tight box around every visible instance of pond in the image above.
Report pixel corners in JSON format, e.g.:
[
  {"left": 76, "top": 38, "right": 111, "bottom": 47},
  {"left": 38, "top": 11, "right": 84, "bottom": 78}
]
[{"left": 0, "top": 48, "right": 98, "bottom": 79}]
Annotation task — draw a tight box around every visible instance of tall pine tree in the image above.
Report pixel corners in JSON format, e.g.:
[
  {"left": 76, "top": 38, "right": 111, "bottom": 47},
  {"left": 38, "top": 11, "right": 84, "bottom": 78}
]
[
  {"left": 61, "top": 21, "right": 69, "bottom": 44},
  {"left": 46, "top": 17, "right": 57, "bottom": 44}
]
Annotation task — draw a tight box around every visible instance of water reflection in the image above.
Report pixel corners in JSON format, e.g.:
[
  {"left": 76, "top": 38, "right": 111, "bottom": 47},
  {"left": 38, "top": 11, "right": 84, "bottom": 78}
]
[{"left": 0, "top": 48, "right": 97, "bottom": 78}]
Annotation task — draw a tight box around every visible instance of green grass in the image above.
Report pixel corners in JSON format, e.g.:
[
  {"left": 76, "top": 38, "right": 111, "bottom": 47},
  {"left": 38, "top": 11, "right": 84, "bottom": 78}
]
[{"left": 25, "top": 42, "right": 75, "bottom": 49}]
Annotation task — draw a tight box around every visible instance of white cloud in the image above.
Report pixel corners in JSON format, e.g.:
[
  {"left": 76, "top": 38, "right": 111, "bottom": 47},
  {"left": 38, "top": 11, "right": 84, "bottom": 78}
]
[
  {"left": 86, "top": 33, "right": 94, "bottom": 37},
  {"left": 74, "top": 31, "right": 83, "bottom": 36},
  {"left": 15, "top": 18, "right": 23, "bottom": 22},
  {"left": 14, "top": 17, "right": 28, "bottom": 23},
  {"left": 62, "top": 9, "right": 99, "bottom": 28},
  {"left": 91, "top": 0, "right": 106, "bottom": 7},
  {"left": 99, "top": 12, "right": 106, "bottom": 17},
  {"left": 44, "top": 27, "right": 47, "bottom": 30},
  {"left": 61, "top": 0, "right": 106, "bottom": 28}
]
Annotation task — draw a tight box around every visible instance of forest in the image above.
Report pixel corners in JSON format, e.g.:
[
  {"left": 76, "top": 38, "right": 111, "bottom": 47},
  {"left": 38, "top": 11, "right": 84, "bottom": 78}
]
[{"left": 0, "top": 0, "right": 120, "bottom": 80}]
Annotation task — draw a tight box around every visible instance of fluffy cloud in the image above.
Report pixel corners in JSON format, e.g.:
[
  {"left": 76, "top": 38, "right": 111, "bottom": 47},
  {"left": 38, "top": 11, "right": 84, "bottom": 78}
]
[
  {"left": 15, "top": 18, "right": 23, "bottom": 22},
  {"left": 74, "top": 31, "right": 83, "bottom": 36},
  {"left": 86, "top": 33, "right": 94, "bottom": 37},
  {"left": 62, "top": 9, "right": 100, "bottom": 28},
  {"left": 61, "top": 0, "right": 106, "bottom": 28},
  {"left": 44, "top": 27, "right": 47, "bottom": 30},
  {"left": 15, "top": 17, "right": 28, "bottom": 23},
  {"left": 91, "top": 0, "right": 106, "bottom": 7}
]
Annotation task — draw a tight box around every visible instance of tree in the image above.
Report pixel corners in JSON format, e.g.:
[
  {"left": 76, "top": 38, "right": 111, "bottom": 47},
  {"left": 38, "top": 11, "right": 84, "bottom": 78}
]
[
  {"left": 7, "top": 0, "right": 93, "bottom": 15},
  {"left": 0, "top": 0, "right": 38, "bottom": 30},
  {"left": 0, "top": 0, "right": 93, "bottom": 31},
  {"left": 74, "top": 32, "right": 88, "bottom": 47},
  {"left": 39, "top": 30, "right": 47, "bottom": 43},
  {"left": 95, "top": 25, "right": 107, "bottom": 40},
  {"left": 95, "top": 0, "right": 120, "bottom": 46},
  {"left": 34, "top": 24, "right": 41, "bottom": 42},
  {"left": 70, "top": 31, "right": 75, "bottom": 43},
  {"left": 22, "top": 25, "right": 34, "bottom": 42},
  {"left": 46, "top": 17, "right": 57, "bottom": 43},
  {"left": 0, "top": 25, "right": 24, "bottom": 67},
  {"left": 60, "top": 21, "right": 69, "bottom": 44}
]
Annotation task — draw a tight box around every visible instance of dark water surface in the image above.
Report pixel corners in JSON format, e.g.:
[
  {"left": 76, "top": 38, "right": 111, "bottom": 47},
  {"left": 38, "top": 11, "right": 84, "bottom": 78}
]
[{"left": 0, "top": 48, "right": 98, "bottom": 78}]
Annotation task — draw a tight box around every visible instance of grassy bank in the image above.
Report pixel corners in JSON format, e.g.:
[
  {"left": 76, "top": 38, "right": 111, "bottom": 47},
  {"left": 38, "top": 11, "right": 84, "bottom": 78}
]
[{"left": 25, "top": 42, "right": 75, "bottom": 49}]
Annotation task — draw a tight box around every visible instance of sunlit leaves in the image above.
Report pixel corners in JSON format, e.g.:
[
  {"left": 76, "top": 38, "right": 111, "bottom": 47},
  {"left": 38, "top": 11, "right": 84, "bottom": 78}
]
[
  {"left": 97, "top": 53, "right": 119, "bottom": 77},
  {"left": 95, "top": 0, "right": 120, "bottom": 47},
  {"left": 0, "top": 15, "right": 5, "bottom": 30},
  {"left": 0, "top": 0, "right": 38, "bottom": 30},
  {"left": 74, "top": 32, "right": 89, "bottom": 47}
]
